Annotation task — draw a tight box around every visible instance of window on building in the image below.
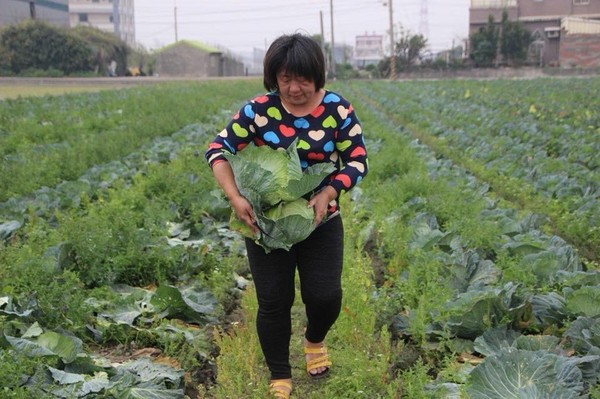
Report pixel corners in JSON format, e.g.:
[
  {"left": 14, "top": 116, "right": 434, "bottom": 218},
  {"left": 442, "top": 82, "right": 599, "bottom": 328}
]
[
  {"left": 109, "top": 15, "right": 114, "bottom": 23},
  {"left": 79, "top": 13, "right": 88, "bottom": 22},
  {"left": 573, "top": 0, "right": 590, "bottom": 4}
]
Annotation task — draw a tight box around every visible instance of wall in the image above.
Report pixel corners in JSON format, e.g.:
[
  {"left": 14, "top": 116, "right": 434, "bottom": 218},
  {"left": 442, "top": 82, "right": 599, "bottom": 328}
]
[
  {"left": 155, "top": 43, "right": 245, "bottom": 77},
  {"left": 519, "top": 0, "right": 600, "bottom": 18},
  {"left": 391, "top": 66, "right": 598, "bottom": 81},
  {"left": 155, "top": 46, "right": 211, "bottom": 77},
  {"left": 559, "top": 33, "right": 600, "bottom": 68}
]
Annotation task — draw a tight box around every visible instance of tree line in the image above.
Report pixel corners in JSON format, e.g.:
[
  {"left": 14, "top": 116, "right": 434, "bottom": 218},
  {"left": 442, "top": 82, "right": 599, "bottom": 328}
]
[
  {"left": 2, "top": 13, "right": 531, "bottom": 79},
  {"left": 0, "top": 20, "right": 131, "bottom": 77},
  {"left": 332, "top": 11, "right": 533, "bottom": 79}
]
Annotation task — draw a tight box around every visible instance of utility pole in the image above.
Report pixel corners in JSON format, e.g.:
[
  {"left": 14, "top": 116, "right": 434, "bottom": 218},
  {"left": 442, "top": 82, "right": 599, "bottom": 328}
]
[
  {"left": 330, "top": 0, "right": 336, "bottom": 78},
  {"left": 320, "top": 10, "right": 326, "bottom": 60},
  {"left": 174, "top": 3, "right": 178, "bottom": 42},
  {"left": 387, "top": 0, "right": 395, "bottom": 79}
]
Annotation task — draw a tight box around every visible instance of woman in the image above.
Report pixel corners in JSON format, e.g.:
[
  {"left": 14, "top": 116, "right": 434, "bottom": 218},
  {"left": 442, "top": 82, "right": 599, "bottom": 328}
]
[{"left": 205, "top": 33, "right": 368, "bottom": 398}]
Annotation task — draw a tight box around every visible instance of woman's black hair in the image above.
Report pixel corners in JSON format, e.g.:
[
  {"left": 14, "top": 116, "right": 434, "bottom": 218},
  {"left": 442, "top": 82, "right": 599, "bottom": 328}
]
[{"left": 263, "top": 33, "right": 326, "bottom": 92}]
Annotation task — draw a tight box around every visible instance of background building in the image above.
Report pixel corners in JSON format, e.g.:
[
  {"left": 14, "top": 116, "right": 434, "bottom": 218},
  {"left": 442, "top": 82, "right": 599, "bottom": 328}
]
[
  {"left": 0, "top": 0, "right": 134, "bottom": 47},
  {"left": 154, "top": 40, "right": 245, "bottom": 78},
  {"left": 69, "top": 0, "right": 135, "bottom": 47},
  {"left": 0, "top": 0, "right": 69, "bottom": 27},
  {"left": 354, "top": 33, "right": 384, "bottom": 68},
  {"left": 469, "top": 0, "right": 600, "bottom": 67}
]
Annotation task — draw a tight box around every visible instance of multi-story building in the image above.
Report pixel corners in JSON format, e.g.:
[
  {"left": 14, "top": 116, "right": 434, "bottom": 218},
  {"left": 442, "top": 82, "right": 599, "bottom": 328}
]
[
  {"left": 469, "top": 0, "right": 600, "bottom": 66},
  {"left": 69, "top": 0, "right": 135, "bottom": 47},
  {"left": 0, "top": 0, "right": 70, "bottom": 27},
  {"left": 0, "top": 0, "right": 135, "bottom": 47},
  {"left": 354, "top": 34, "right": 384, "bottom": 68}
]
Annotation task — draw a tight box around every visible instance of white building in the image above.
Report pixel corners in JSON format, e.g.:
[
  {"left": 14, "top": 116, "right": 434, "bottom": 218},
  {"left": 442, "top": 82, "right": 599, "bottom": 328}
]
[
  {"left": 354, "top": 34, "right": 384, "bottom": 68},
  {"left": 69, "top": 0, "right": 135, "bottom": 47}
]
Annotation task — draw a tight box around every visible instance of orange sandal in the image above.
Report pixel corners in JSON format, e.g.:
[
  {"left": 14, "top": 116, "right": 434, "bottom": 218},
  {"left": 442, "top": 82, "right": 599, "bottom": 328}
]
[
  {"left": 269, "top": 379, "right": 292, "bottom": 398},
  {"left": 304, "top": 345, "right": 332, "bottom": 379}
]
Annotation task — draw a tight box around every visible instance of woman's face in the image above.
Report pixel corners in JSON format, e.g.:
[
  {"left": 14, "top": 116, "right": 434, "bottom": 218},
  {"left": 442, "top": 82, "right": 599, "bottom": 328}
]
[{"left": 276, "top": 70, "right": 317, "bottom": 106}]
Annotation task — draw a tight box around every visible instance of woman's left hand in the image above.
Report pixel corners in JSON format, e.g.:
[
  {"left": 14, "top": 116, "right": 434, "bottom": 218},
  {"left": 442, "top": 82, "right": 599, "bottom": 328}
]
[{"left": 308, "top": 186, "right": 337, "bottom": 226}]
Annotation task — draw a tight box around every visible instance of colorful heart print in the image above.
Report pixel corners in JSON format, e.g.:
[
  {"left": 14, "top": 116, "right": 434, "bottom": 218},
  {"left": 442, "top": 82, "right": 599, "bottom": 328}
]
[
  {"left": 347, "top": 161, "right": 365, "bottom": 173},
  {"left": 308, "top": 152, "right": 325, "bottom": 161},
  {"left": 232, "top": 123, "right": 248, "bottom": 138},
  {"left": 308, "top": 129, "right": 325, "bottom": 141},
  {"left": 349, "top": 124, "right": 362, "bottom": 136},
  {"left": 255, "top": 114, "right": 268, "bottom": 127},
  {"left": 323, "top": 93, "right": 341, "bottom": 103},
  {"left": 322, "top": 115, "right": 337, "bottom": 128},
  {"left": 279, "top": 124, "right": 295, "bottom": 137},
  {"left": 294, "top": 118, "right": 310, "bottom": 129},
  {"left": 335, "top": 174, "right": 352, "bottom": 188},
  {"left": 267, "top": 107, "right": 282, "bottom": 120},
  {"left": 297, "top": 139, "right": 311, "bottom": 150},
  {"left": 311, "top": 105, "right": 325, "bottom": 118},
  {"left": 336, "top": 140, "right": 352, "bottom": 152},
  {"left": 350, "top": 147, "right": 367, "bottom": 157},
  {"left": 263, "top": 131, "right": 280, "bottom": 144},
  {"left": 244, "top": 104, "right": 255, "bottom": 118}
]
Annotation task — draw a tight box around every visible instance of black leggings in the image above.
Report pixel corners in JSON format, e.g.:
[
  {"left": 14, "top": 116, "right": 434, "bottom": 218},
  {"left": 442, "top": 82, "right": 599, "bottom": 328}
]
[{"left": 245, "top": 215, "right": 344, "bottom": 380}]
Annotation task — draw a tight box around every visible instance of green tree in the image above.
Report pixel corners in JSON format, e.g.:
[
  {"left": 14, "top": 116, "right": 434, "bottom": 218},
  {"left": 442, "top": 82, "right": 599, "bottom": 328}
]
[
  {"left": 470, "top": 11, "right": 532, "bottom": 67},
  {"left": 72, "top": 25, "right": 130, "bottom": 76},
  {"left": 395, "top": 28, "right": 428, "bottom": 69},
  {"left": 470, "top": 15, "right": 498, "bottom": 67},
  {"left": 500, "top": 12, "right": 532, "bottom": 65},
  {"left": 377, "top": 27, "right": 428, "bottom": 77},
  {"left": 0, "top": 20, "right": 93, "bottom": 75}
]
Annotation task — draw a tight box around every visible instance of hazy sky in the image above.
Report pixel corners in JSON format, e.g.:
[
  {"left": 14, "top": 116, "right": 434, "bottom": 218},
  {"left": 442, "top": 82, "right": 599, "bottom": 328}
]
[{"left": 134, "top": 0, "right": 470, "bottom": 55}]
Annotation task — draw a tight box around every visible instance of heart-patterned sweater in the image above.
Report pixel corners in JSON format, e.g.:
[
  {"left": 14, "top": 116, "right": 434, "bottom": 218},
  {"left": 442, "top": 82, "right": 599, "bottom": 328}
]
[{"left": 205, "top": 90, "right": 368, "bottom": 216}]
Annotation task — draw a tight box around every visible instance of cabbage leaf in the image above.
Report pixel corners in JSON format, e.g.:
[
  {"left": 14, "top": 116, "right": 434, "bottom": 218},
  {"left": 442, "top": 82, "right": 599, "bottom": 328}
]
[
  {"left": 223, "top": 140, "right": 336, "bottom": 252},
  {"left": 467, "top": 348, "right": 585, "bottom": 399}
]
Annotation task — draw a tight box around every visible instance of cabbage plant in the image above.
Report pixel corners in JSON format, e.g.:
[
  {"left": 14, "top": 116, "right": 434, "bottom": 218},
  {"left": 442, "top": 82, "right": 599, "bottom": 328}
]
[{"left": 224, "top": 140, "right": 335, "bottom": 252}]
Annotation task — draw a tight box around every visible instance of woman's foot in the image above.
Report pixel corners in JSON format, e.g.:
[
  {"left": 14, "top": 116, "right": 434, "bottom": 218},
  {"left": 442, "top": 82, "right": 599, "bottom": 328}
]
[
  {"left": 269, "top": 379, "right": 292, "bottom": 398},
  {"left": 304, "top": 338, "right": 331, "bottom": 379}
]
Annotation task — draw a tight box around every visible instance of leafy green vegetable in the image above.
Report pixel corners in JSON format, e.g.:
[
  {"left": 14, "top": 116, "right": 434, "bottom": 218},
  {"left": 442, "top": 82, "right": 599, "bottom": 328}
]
[
  {"left": 564, "top": 285, "right": 600, "bottom": 318},
  {"left": 224, "top": 139, "right": 335, "bottom": 252},
  {"left": 467, "top": 348, "right": 586, "bottom": 398},
  {"left": 443, "top": 283, "right": 531, "bottom": 339},
  {"left": 258, "top": 199, "right": 317, "bottom": 251}
]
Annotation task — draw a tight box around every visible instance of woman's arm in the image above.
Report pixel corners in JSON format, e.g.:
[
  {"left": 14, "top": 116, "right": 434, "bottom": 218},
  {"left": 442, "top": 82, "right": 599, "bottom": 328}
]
[{"left": 211, "top": 161, "right": 258, "bottom": 234}]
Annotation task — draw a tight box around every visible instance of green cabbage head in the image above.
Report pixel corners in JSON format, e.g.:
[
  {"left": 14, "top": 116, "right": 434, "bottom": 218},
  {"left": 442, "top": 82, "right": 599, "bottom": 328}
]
[{"left": 223, "top": 139, "right": 335, "bottom": 252}]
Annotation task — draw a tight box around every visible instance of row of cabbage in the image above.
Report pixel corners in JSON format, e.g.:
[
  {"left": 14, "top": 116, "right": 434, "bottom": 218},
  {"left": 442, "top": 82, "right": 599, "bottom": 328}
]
[
  {"left": 0, "top": 86, "right": 259, "bottom": 398},
  {"left": 3, "top": 77, "right": 598, "bottom": 398},
  {"left": 348, "top": 78, "right": 599, "bottom": 261},
  {"left": 343, "top": 80, "right": 600, "bottom": 398},
  {"left": 0, "top": 80, "right": 262, "bottom": 202}
]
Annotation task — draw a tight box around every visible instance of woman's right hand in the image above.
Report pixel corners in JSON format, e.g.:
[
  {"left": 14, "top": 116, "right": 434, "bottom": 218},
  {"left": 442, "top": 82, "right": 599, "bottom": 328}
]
[
  {"left": 230, "top": 195, "right": 259, "bottom": 235},
  {"left": 211, "top": 161, "right": 259, "bottom": 235}
]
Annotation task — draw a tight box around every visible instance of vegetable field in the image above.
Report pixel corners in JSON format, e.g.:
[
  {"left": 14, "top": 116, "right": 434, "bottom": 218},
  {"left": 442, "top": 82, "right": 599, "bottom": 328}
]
[{"left": 1, "top": 76, "right": 599, "bottom": 398}]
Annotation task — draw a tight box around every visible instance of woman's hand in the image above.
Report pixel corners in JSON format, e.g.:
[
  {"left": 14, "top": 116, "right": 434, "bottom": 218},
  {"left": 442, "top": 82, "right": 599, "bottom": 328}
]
[
  {"left": 230, "top": 195, "right": 259, "bottom": 234},
  {"left": 211, "top": 161, "right": 258, "bottom": 234},
  {"left": 308, "top": 186, "right": 337, "bottom": 226}
]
